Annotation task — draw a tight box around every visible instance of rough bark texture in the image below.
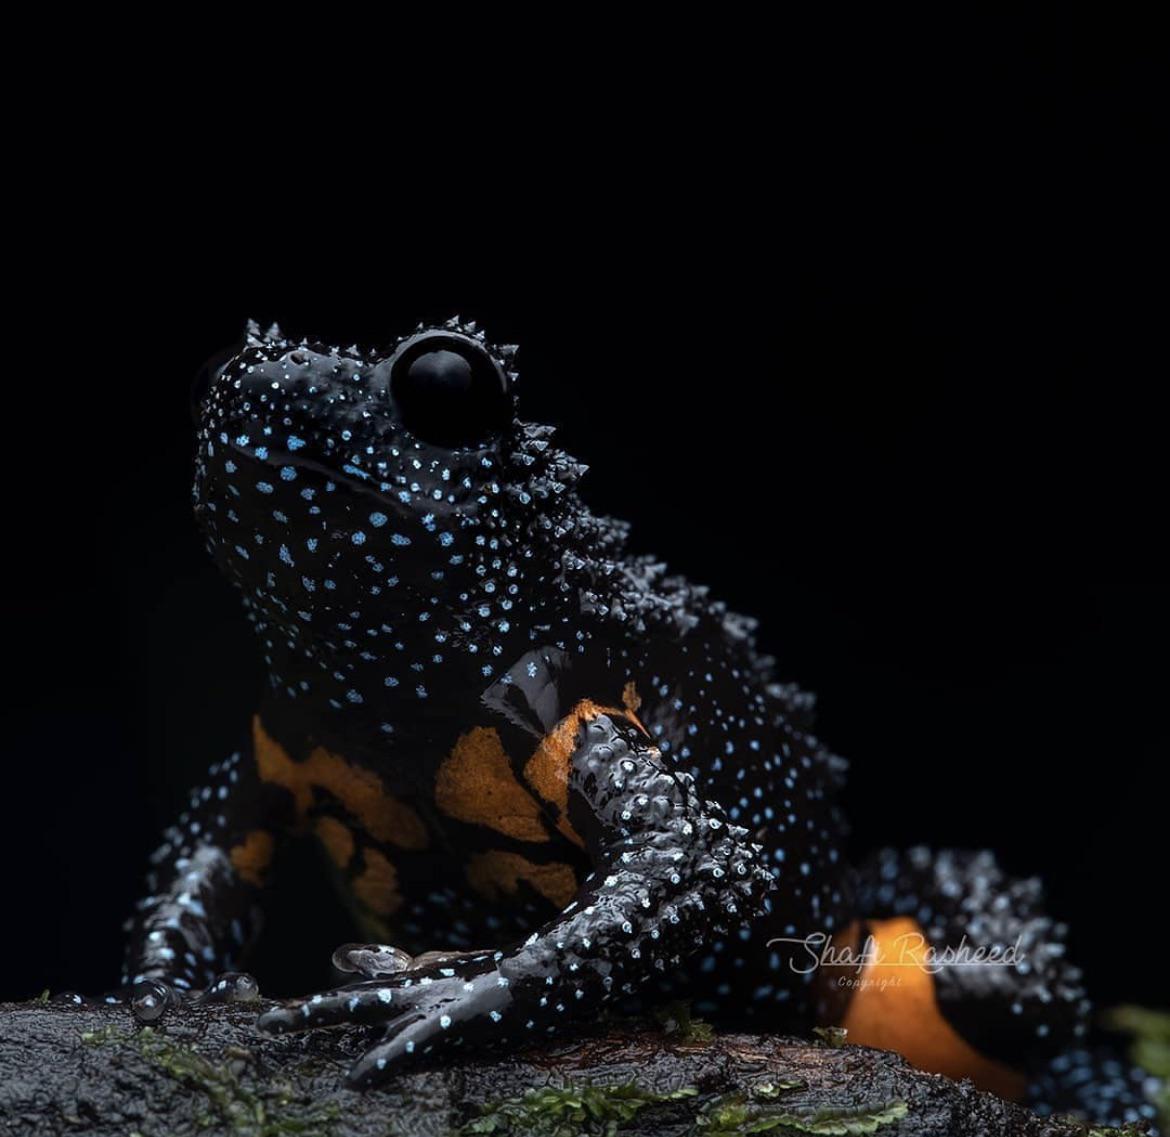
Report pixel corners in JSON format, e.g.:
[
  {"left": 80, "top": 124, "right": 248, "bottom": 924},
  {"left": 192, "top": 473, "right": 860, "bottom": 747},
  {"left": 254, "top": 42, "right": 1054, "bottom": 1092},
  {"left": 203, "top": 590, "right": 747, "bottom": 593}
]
[{"left": 0, "top": 999, "right": 1122, "bottom": 1136}]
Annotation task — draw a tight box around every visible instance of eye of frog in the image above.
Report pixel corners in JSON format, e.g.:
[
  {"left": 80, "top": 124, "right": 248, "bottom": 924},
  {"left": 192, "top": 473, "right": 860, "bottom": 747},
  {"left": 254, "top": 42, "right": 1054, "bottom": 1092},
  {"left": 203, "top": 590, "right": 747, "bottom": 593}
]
[{"left": 388, "top": 331, "right": 511, "bottom": 447}]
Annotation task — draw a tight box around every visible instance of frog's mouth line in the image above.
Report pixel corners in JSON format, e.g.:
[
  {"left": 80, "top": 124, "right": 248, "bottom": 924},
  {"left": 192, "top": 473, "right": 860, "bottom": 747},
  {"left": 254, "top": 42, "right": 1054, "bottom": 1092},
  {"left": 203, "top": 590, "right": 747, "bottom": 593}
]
[
  {"left": 225, "top": 443, "right": 416, "bottom": 516},
  {"left": 223, "top": 441, "right": 503, "bottom": 524}
]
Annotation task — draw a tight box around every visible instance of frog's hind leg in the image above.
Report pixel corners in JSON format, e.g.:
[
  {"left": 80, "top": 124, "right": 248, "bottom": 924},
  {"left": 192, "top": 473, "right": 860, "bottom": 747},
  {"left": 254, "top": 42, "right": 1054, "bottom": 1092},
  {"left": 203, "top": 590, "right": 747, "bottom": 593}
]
[{"left": 828, "top": 847, "right": 1090, "bottom": 1100}]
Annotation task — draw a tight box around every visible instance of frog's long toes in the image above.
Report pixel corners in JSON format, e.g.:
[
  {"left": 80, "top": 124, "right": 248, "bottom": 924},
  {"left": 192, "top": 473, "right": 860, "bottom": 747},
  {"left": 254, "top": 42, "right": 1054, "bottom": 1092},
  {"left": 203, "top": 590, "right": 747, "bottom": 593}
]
[
  {"left": 258, "top": 983, "right": 408, "bottom": 1034},
  {"left": 346, "top": 1015, "right": 430, "bottom": 1086}
]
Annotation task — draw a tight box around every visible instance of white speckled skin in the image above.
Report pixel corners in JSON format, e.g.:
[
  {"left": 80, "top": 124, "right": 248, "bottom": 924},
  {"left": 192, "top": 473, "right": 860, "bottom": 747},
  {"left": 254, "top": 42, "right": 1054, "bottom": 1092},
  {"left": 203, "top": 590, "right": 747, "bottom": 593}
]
[{"left": 118, "top": 320, "right": 1103, "bottom": 1096}]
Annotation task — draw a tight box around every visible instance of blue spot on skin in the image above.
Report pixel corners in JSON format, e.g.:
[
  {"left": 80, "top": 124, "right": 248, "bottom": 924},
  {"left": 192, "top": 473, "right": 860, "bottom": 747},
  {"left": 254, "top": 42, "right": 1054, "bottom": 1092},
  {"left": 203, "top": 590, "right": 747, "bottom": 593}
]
[
  {"left": 279, "top": 545, "right": 294, "bottom": 566},
  {"left": 280, "top": 466, "right": 297, "bottom": 481},
  {"left": 369, "top": 512, "right": 388, "bottom": 528},
  {"left": 256, "top": 482, "right": 274, "bottom": 494},
  {"left": 254, "top": 447, "right": 269, "bottom": 460},
  {"left": 306, "top": 538, "right": 318, "bottom": 552},
  {"left": 391, "top": 534, "right": 411, "bottom": 546},
  {"left": 287, "top": 435, "right": 305, "bottom": 451},
  {"left": 352, "top": 531, "right": 367, "bottom": 546},
  {"left": 384, "top": 677, "right": 399, "bottom": 687}
]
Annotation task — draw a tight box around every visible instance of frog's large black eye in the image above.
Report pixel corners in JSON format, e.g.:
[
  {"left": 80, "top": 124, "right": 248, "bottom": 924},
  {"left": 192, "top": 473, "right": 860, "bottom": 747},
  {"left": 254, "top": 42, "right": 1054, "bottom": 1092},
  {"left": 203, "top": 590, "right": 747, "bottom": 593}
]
[{"left": 388, "top": 331, "right": 511, "bottom": 447}]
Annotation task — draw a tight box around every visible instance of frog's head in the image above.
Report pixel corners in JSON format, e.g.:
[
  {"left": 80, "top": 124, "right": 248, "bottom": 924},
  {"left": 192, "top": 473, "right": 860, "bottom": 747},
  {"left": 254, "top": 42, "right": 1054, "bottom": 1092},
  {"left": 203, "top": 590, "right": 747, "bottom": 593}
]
[{"left": 192, "top": 319, "right": 594, "bottom": 707}]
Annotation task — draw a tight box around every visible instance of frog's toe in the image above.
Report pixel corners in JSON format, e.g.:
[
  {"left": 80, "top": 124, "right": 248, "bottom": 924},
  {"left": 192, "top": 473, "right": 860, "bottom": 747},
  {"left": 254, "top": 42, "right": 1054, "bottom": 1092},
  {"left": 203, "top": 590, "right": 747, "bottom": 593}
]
[
  {"left": 346, "top": 1015, "right": 438, "bottom": 1086},
  {"left": 331, "top": 943, "right": 415, "bottom": 978},
  {"left": 196, "top": 970, "right": 260, "bottom": 1005},
  {"left": 259, "top": 966, "right": 511, "bottom": 1083},
  {"left": 129, "top": 979, "right": 173, "bottom": 1021},
  {"left": 257, "top": 980, "right": 410, "bottom": 1034}
]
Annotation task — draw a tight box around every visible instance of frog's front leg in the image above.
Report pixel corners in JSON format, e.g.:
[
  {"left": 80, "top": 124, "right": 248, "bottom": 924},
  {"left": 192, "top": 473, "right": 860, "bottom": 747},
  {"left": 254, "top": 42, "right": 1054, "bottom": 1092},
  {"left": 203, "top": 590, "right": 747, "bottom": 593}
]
[
  {"left": 258, "top": 705, "right": 776, "bottom": 1084},
  {"left": 120, "top": 723, "right": 290, "bottom": 1014}
]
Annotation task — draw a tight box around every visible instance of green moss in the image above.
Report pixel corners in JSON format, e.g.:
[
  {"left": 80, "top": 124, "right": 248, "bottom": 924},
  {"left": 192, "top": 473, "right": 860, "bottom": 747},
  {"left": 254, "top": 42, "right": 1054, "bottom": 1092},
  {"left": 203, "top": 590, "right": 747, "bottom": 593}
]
[
  {"left": 652, "top": 1000, "right": 716, "bottom": 1043},
  {"left": 464, "top": 1082, "right": 698, "bottom": 1136},
  {"left": 697, "top": 1094, "right": 907, "bottom": 1136},
  {"left": 750, "top": 1080, "right": 807, "bottom": 1099},
  {"left": 1102, "top": 1004, "right": 1170, "bottom": 1130},
  {"left": 811, "top": 1027, "right": 849, "bottom": 1050},
  {"left": 78, "top": 1024, "right": 340, "bottom": 1135}
]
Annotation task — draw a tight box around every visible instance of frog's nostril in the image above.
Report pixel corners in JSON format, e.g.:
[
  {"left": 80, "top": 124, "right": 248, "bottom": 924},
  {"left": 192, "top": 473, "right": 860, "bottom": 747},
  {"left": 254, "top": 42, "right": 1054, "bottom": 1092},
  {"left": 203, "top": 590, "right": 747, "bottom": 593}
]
[{"left": 387, "top": 331, "right": 511, "bottom": 448}]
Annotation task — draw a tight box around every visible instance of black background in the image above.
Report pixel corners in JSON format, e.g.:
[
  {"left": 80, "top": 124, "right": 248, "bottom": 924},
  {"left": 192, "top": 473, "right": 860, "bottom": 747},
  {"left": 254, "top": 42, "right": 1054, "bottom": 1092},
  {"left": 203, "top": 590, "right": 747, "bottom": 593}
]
[{"left": 4, "top": 59, "right": 1165, "bottom": 1012}]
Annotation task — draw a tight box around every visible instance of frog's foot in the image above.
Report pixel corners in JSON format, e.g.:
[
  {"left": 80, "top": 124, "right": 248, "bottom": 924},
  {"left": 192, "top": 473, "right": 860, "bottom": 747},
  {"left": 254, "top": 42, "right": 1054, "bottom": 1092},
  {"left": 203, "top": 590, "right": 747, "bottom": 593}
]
[
  {"left": 257, "top": 952, "right": 510, "bottom": 1086},
  {"left": 260, "top": 702, "right": 774, "bottom": 1087},
  {"left": 61, "top": 971, "right": 260, "bottom": 1023}
]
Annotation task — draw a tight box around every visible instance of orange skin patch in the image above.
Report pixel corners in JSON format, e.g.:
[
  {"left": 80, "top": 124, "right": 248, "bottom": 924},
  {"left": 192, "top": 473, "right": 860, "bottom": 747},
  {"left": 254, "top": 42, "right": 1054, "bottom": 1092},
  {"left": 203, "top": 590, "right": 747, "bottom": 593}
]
[
  {"left": 252, "top": 716, "right": 429, "bottom": 850},
  {"left": 837, "top": 917, "right": 1027, "bottom": 1100},
  {"left": 229, "top": 829, "right": 274, "bottom": 887},
  {"left": 314, "top": 816, "right": 355, "bottom": 868},
  {"left": 351, "top": 847, "right": 403, "bottom": 916},
  {"left": 466, "top": 850, "right": 578, "bottom": 909},
  {"left": 523, "top": 698, "right": 647, "bottom": 847},
  {"left": 435, "top": 727, "right": 549, "bottom": 843},
  {"left": 622, "top": 680, "right": 642, "bottom": 714}
]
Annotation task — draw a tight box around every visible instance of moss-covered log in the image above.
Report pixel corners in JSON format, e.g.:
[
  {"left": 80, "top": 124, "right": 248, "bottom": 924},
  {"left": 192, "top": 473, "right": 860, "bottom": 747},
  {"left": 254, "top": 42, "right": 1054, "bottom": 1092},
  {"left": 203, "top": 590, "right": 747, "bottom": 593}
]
[{"left": 0, "top": 998, "right": 1138, "bottom": 1136}]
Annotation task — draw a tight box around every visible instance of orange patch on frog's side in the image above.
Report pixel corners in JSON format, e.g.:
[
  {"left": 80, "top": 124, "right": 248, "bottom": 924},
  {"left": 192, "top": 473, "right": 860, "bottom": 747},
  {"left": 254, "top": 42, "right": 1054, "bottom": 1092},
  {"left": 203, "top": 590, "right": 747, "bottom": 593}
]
[
  {"left": 465, "top": 850, "right": 578, "bottom": 909},
  {"left": 523, "top": 697, "right": 651, "bottom": 847},
  {"left": 314, "top": 816, "right": 355, "bottom": 868},
  {"left": 351, "top": 847, "right": 402, "bottom": 916},
  {"left": 252, "top": 717, "right": 428, "bottom": 850},
  {"left": 229, "top": 829, "right": 274, "bottom": 887},
  {"left": 836, "top": 916, "right": 1027, "bottom": 1101},
  {"left": 435, "top": 727, "right": 549, "bottom": 843}
]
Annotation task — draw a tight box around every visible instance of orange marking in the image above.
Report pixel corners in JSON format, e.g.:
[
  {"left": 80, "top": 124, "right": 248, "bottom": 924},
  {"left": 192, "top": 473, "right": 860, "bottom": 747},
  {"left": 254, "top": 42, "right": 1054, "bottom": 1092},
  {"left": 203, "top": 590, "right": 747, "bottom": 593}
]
[
  {"left": 435, "top": 727, "right": 549, "bottom": 842},
  {"left": 314, "top": 816, "right": 355, "bottom": 868},
  {"left": 524, "top": 697, "right": 650, "bottom": 847},
  {"left": 836, "top": 917, "right": 1027, "bottom": 1100},
  {"left": 465, "top": 850, "right": 577, "bottom": 909},
  {"left": 229, "top": 829, "right": 274, "bottom": 887},
  {"left": 252, "top": 717, "right": 428, "bottom": 849},
  {"left": 622, "top": 680, "right": 642, "bottom": 714},
  {"left": 351, "top": 847, "right": 402, "bottom": 916}
]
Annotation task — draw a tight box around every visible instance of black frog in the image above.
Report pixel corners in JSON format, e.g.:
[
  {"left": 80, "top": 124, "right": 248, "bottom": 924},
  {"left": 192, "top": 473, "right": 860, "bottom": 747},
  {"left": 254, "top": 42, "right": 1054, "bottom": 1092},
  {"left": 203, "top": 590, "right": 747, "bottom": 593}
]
[{"left": 108, "top": 318, "right": 1154, "bottom": 1127}]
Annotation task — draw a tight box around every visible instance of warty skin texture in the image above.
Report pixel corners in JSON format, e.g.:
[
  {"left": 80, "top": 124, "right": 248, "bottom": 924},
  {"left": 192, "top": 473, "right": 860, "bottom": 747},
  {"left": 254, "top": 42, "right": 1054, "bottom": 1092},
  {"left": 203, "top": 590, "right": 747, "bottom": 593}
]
[{"left": 117, "top": 319, "right": 1100, "bottom": 1102}]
